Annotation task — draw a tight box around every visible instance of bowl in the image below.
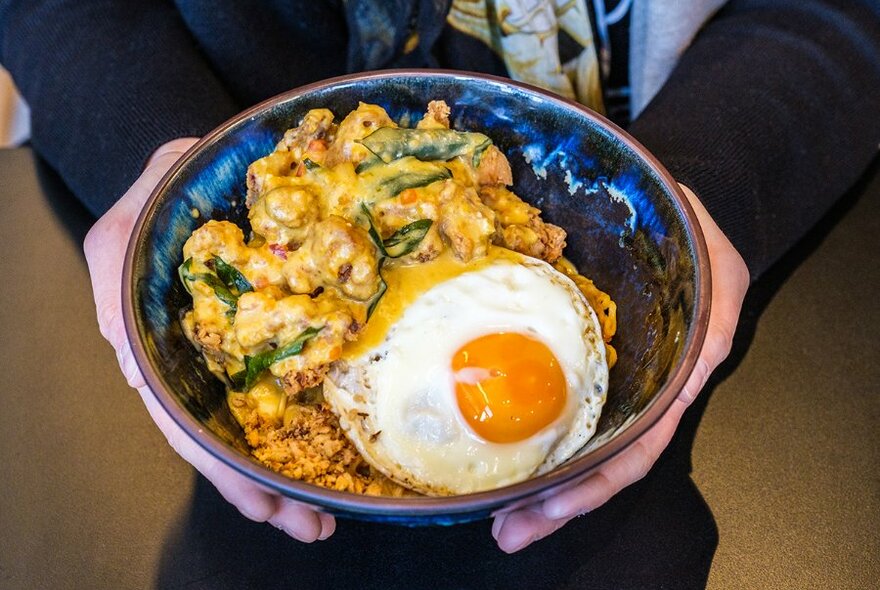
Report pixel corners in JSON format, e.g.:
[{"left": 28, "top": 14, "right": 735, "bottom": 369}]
[{"left": 123, "top": 70, "right": 710, "bottom": 525}]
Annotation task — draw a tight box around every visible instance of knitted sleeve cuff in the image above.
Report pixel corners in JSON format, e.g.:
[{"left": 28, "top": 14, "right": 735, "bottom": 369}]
[
  {"left": 627, "top": 0, "right": 880, "bottom": 279},
  {"left": 0, "top": 0, "right": 240, "bottom": 216}
]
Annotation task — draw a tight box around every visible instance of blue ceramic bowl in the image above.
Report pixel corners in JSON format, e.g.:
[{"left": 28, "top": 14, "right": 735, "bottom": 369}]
[{"left": 123, "top": 70, "right": 710, "bottom": 525}]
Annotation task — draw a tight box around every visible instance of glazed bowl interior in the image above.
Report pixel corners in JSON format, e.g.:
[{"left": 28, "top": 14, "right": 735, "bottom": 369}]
[{"left": 124, "top": 70, "right": 709, "bottom": 525}]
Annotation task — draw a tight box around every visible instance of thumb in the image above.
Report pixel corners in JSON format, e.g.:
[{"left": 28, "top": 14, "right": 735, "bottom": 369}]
[{"left": 84, "top": 138, "right": 199, "bottom": 380}]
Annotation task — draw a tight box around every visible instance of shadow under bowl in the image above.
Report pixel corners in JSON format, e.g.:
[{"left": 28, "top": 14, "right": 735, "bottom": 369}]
[{"left": 123, "top": 70, "right": 710, "bottom": 525}]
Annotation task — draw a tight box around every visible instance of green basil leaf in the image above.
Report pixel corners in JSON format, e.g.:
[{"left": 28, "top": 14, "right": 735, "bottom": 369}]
[
  {"left": 212, "top": 256, "right": 253, "bottom": 295},
  {"left": 303, "top": 158, "right": 319, "bottom": 170},
  {"left": 358, "top": 156, "right": 451, "bottom": 198},
  {"left": 380, "top": 168, "right": 451, "bottom": 196},
  {"left": 229, "top": 369, "right": 247, "bottom": 391},
  {"left": 358, "top": 127, "right": 492, "bottom": 164},
  {"left": 361, "top": 203, "right": 432, "bottom": 260},
  {"left": 360, "top": 203, "right": 388, "bottom": 257},
  {"left": 242, "top": 326, "right": 323, "bottom": 390},
  {"left": 178, "top": 258, "right": 195, "bottom": 294},
  {"left": 178, "top": 257, "right": 239, "bottom": 314},
  {"left": 472, "top": 141, "right": 492, "bottom": 168},
  {"left": 194, "top": 272, "right": 238, "bottom": 310},
  {"left": 383, "top": 219, "right": 433, "bottom": 258},
  {"left": 354, "top": 153, "right": 382, "bottom": 173}
]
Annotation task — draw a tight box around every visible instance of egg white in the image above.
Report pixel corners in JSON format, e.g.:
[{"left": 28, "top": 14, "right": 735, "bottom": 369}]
[{"left": 324, "top": 255, "right": 608, "bottom": 495}]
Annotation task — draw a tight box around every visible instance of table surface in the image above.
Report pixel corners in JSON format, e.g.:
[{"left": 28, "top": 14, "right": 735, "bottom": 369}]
[{"left": 0, "top": 147, "right": 877, "bottom": 590}]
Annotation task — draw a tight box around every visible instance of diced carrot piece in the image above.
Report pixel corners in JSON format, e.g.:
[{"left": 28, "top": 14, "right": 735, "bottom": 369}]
[
  {"left": 400, "top": 189, "right": 418, "bottom": 205},
  {"left": 308, "top": 139, "right": 328, "bottom": 152}
]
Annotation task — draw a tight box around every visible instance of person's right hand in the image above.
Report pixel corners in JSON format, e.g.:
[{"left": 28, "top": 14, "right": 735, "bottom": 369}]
[
  {"left": 491, "top": 184, "right": 750, "bottom": 552},
  {"left": 83, "top": 138, "right": 336, "bottom": 543}
]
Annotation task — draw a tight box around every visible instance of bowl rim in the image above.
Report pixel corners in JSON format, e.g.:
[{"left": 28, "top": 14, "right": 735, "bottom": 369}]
[{"left": 122, "top": 68, "right": 711, "bottom": 517}]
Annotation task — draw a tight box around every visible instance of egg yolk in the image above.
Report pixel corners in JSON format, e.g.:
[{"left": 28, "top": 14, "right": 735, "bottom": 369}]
[{"left": 452, "top": 332, "right": 567, "bottom": 443}]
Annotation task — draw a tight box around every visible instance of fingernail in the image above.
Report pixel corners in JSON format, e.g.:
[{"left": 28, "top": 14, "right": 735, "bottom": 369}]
[
  {"left": 544, "top": 500, "right": 589, "bottom": 521},
  {"left": 506, "top": 534, "right": 537, "bottom": 554},
  {"left": 491, "top": 512, "right": 509, "bottom": 540},
  {"left": 542, "top": 500, "right": 569, "bottom": 520},
  {"left": 290, "top": 529, "right": 316, "bottom": 543}
]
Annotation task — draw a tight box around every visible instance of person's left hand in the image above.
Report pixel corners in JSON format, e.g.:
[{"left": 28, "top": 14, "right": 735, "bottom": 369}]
[
  {"left": 83, "top": 137, "right": 336, "bottom": 542},
  {"left": 491, "top": 184, "right": 749, "bottom": 553}
]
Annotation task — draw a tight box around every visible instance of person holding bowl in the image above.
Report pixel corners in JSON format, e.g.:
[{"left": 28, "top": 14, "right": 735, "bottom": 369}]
[{"left": 0, "top": 0, "right": 877, "bottom": 554}]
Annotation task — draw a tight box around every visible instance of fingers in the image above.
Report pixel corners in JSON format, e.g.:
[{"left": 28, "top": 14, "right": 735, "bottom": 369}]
[
  {"left": 494, "top": 185, "right": 751, "bottom": 553},
  {"left": 494, "top": 506, "right": 565, "bottom": 553},
  {"left": 86, "top": 137, "right": 337, "bottom": 544},
  {"left": 541, "top": 398, "right": 687, "bottom": 521},
  {"left": 492, "top": 399, "right": 689, "bottom": 553},
  {"left": 115, "top": 341, "right": 147, "bottom": 390},
  {"left": 136, "top": 385, "right": 335, "bottom": 542},
  {"left": 202, "top": 454, "right": 280, "bottom": 522},
  {"left": 677, "top": 184, "right": 749, "bottom": 405},
  {"left": 490, "top": 510, "right": 509, "bottom": 540},
  {"left": 317, "top": 512, "right": 337, "bottom": 540},
  {"left": 205, "top": 461, "right": 336, "bottom": 543},
  {"left": 137, "top": 385, "right": 281, "bottom": 522},
  {"left": 84, "top": 137, "right": 200, "bottom": 354},
  {"left": 267, "top": 500, "right": 337, "bottom": 543},
  {"left": 203, "top": 455, "right": 336, "bottom": 543}
]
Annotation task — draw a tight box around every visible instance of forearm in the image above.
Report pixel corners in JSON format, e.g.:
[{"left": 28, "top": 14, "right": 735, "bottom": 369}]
[
  {"left": 628, "top": 0, "right": 880, "bottom": 279},
  {"left": 0, "top": 0, "right": 239, "bottom": 216}
]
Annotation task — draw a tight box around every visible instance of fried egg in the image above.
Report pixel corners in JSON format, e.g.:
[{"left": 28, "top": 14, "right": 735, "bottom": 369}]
[{"left": 323, "top": 249, "right": 608, "bottom": 495}]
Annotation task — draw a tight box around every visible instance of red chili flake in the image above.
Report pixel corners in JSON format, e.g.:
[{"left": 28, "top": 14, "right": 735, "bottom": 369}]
[{"left": 269, "top": 243, "right": 288, "bottom": 260}]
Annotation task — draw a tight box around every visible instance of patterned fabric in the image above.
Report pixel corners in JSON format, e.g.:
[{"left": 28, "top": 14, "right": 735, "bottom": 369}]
[
  {"left": 447, "top": 0, "right": 604, "bottom": 111},
  {"left": 344, "top": 0, "right": 634, "bottom": 119}
]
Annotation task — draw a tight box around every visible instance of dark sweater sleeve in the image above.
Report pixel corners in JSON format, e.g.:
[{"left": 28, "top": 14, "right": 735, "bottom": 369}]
[
  {"left": 0, "top": 0, "right": 240, "bottom": 216},
  {"left": 627, "top": 0, "right": 880, "bottom": 279}
]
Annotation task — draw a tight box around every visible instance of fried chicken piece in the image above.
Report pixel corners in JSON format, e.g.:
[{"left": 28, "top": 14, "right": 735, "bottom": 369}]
[
  {"left": 234, "top": 290, "right": 357, "bottom": 381},
  {"left": 182, "top": 219, "right": 286, "bottom": 288},
  {"left": 479, "top": 186, "right": 567, "bottom": 263},
  {"left": 324, "top": 102, "right": 397, "bottom": 168},
  {"left": 370, "top": 187, "right": 444, "bottom": 263},
  {"left": 437, "top": 182, "right": 496, "bottom": 261},
  {"left": 476, "top": 145, "right": 513, "bottom": 186},
  {"left": 248, "top": 184, "right": 319, "bottom": 246},
  {"left": 535, "top": 222, "right": 566, "bottom": 262},
  {"left": 283, "top": 215, "right": 380, "bottom": 301},
  {"left": 245, "top": 150, "right": 297, "bottom": 207},
  {"left": 275, "top": 108, "right": 336, "bottom": 161},
  {"left": 194, "top": 324, "right": 224, "bottom": 363},
  {"left": 416, "top": 99, "right": 451, "bottom": 129}
]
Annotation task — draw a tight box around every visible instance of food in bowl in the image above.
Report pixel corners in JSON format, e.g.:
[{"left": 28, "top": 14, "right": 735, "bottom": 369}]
[{"left": 177, "top": 100, "right": 617, "bottom": 496}]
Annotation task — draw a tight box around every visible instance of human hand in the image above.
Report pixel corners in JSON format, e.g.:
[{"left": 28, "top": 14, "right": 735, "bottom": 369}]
[
  {"left": 491, "top": 184, "right": 749, "bottom": 553},
  {"left": 83, "top": 138, "right": 336, "bottom": 542}
]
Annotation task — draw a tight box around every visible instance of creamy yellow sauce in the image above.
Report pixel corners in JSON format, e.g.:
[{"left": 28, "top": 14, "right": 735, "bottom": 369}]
[
  {"left": 176, "top": 101, "right": 624, "bottom": 497},
  {"left": 343, "top": 246, "right": 523, "bottom": 359}
]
